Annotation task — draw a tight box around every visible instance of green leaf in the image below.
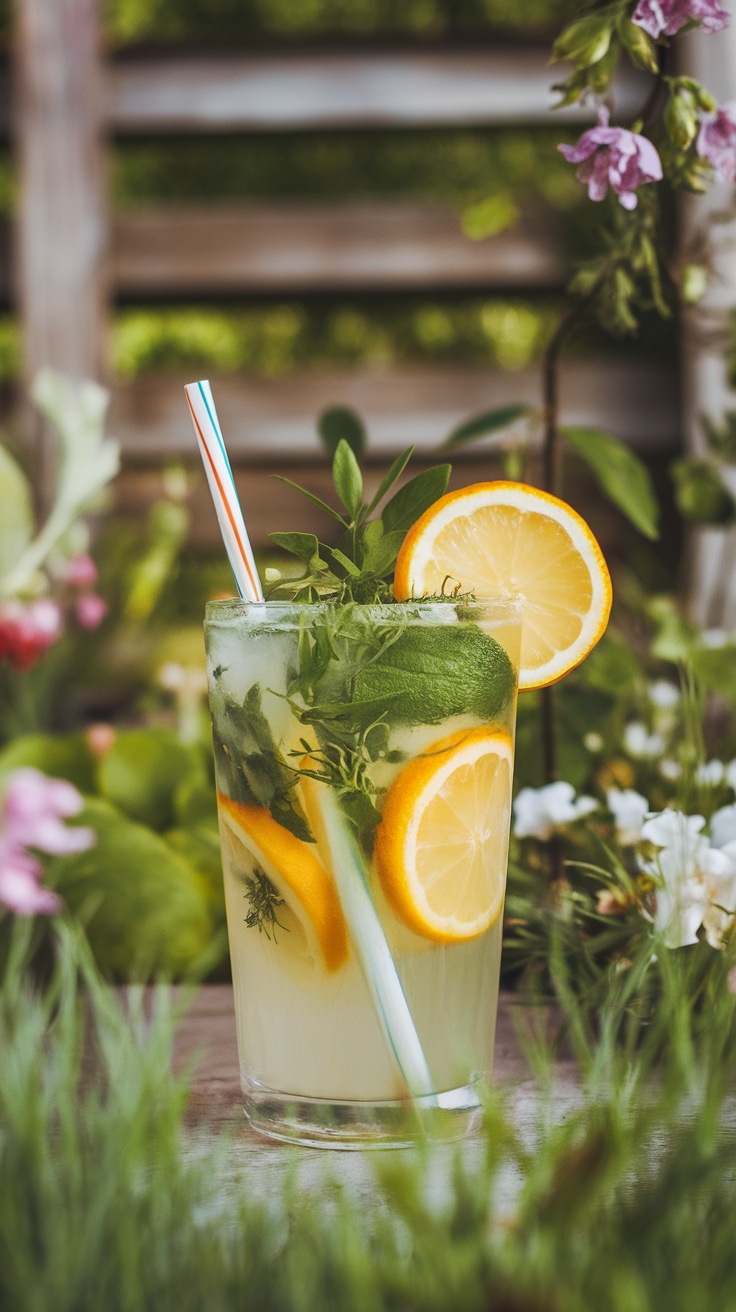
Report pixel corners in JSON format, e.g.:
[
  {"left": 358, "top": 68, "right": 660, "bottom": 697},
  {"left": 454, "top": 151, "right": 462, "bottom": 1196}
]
[
  {"left": 366, "top": 447, "right": 415, "bottom": 514},
  {"left": 49, "top": 798, "right": 214, "bottom": 979},
  {"left": 332, "top": 439, "right": 363, "bottom": 519},
  {"left": 562, "top": 426, "right": 660, "bottom": 540},
  {"left": 211, "top": 684, "right": 312, "bottom": 842},
  {"left": 0, "top": 446, "right": 33, "bottom": 582},
  {"left": 273, "top": 476, "right": 348, "bottom": 527},
  {"left": 583, "top": 630, "right": 641, "bottom": 694},
  {"left": 98, "top": 729, "right": 199, "bottom": 831},
  {"left": 670, "top": 458, "right": 736, "bottom": 525},
  {"left": 461, "top": 193, "right": 519, "bottom": 242},
  {"left": 361, "top": 530, "right": 406, "bottom": 578},
  {"left": 444, "top": 405, "right": 533, "bottom": 451},
  {"left": 317, "top": 406, "right": 366, "bottom": 461},
  {"left": 269, "top": 531, "right": 320, "bottom": 565},
  {"left": 0, "top": 732, "right": 97, "bottom": 793},
  {"left": 381, "top": 465, "right": 451, "bottom": 536},
  {"left": 329, "top": 546, "right": 362, "bottom": 577}
]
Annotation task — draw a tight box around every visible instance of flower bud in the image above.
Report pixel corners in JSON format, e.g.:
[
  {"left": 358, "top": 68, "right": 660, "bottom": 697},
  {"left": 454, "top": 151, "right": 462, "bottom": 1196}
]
[
  {"left": 618, "top": 17, "right": 658, "bottom": 72},
  {"left": 665, "top": 90, "right": 699, "bottom": 147},
  {"left": 552, "top": 14, "right": 613, "bottom": 69}
]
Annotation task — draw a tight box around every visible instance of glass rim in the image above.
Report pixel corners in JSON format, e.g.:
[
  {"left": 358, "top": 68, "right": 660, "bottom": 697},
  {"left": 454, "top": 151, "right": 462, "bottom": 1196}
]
[{"left": 205, "top": 595, "right": 524, "bottom": 626}]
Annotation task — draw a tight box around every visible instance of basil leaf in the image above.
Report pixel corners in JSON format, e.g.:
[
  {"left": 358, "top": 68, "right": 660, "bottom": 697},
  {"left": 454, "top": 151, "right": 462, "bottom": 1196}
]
[
  {"left": 269, "top": 532, "right": 319, "bottom": 564},
  {"left": 332, "top": 439, "right": 363, "bottom": 519},
  {"left": 444, "top": 405, "right": 532, "bottom": 450},
  {"left": 381, "top": 464, "right": 451, "bottom": 536},
  {"left": 562, "top": 426, "right": 660, "bottom": 540}
]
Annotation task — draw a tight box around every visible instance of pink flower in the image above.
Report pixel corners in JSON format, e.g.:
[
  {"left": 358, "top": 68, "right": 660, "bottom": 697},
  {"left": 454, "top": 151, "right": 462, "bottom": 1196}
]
[
  {"left": 0, "top": 768, "right": 95, "bottom": 917},
  {"left": 65, "top": 553, "right": 98, "bottom": 589},
  {"left": 559, "top": 109, "right": 663, "bottom": 210},
  {"left": 697, "top": 102, "right": 736, "bottom": 182},
  {"left": 632, "top": 0, "right": 728, "bottom": 38},
  {"left": 0, "top": 598, "right": 63, "bottom": 671},
  {"left": 0, "top": 850, "right": 61, "bottom": 916},
  {"left": 74, "top": 593, "right": 108, "bottom": 630}
]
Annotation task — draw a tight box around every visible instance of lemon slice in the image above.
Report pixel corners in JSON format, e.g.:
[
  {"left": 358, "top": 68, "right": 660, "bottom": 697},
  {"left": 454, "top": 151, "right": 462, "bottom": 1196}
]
[
  {"left": 393, "top": 480, "right": 612, "bottom": 690},
  {"left": 374, "top": 728, "right": 514, "bottom": 943},
  {"left": 217, "top": 793, "right": 348, "bottom": 972}
]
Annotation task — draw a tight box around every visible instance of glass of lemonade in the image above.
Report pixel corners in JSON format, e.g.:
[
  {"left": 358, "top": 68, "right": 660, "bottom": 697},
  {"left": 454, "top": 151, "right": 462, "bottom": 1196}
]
[{"left": 205, "top": 596, "right": 522, "bottom": 1147}]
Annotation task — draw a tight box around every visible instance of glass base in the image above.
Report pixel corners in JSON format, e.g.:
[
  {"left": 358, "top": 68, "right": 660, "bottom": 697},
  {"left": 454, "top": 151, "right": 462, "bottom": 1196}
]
[{"left": 243, "top": 1079, "right": 485, "bottom": 1149}]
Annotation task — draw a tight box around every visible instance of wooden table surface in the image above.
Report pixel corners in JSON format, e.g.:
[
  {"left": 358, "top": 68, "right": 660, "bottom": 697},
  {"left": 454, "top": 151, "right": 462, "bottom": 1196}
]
[{"left": 170, "top": 986, "right": 582, "bottom": 1205}]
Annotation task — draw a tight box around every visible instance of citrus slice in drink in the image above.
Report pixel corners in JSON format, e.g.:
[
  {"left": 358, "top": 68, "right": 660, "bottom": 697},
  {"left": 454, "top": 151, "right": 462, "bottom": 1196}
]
[
  {"left": 374, "top": 727, "right": 513, "bottom": 943},
  {"left": 393, "top": 481, "right": 612, "bottom": 690},
  {"left": 217, "top": 793, "right": 349, "bottom": 972}
]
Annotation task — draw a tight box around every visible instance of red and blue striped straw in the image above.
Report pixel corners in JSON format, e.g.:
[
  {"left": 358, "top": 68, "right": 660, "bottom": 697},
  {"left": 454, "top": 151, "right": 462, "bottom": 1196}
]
[{"left": 184, "top": 380, "right": 263, "bottom": 603}]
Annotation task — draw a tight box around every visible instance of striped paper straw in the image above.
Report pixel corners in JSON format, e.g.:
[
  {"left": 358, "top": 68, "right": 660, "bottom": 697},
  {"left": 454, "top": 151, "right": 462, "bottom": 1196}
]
[
  {"left": 184, "top": 380, "right": 263, "bottom": 602},
  {"left": 309, "top": 783, "right": 437, "bottom": 1106}
]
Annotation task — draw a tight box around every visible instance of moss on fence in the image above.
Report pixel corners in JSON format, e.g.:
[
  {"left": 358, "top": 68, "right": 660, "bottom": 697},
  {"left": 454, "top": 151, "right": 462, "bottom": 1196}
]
[{"left": 106, "top": 0, "right": 576, "bottom": 43}]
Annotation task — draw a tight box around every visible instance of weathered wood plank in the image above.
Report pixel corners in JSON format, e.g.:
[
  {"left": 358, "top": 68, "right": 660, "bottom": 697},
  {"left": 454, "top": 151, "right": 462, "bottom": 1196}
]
[
  {"left": 107, "top": 50, "right": 647, "bottom": 134},
  {"left": 15, "top": 0, "right": 107, "bottom": 497},
  {"left": 110, "top": 360, "right": 679, "bottom": 464},
  {"left": 112, "top": 203, "right": 566, "bottom": 295}
]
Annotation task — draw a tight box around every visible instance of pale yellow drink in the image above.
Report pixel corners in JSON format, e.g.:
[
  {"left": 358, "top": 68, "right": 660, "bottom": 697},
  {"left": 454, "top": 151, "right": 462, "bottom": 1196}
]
[{"left": 206, "top": 599, "right": 521, "bottom": 1145}]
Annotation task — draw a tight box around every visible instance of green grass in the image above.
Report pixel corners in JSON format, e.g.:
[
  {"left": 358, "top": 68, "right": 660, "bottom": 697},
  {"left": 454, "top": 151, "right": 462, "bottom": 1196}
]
[{"left": 3, "top": 918, "right": 736, "bottom": 1311}]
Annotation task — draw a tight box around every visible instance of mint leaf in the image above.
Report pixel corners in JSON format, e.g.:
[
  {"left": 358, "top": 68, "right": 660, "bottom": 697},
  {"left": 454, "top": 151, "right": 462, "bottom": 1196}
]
[
  {"left": 354, "top": 624, "right": 515, "bottom": 725},
  {"left": 269, "top": 531, "right": 319, "bottom": 564},
  {"left": 366, "top": 446, "right": 414, "bottom": 514},
  {"left": 332, "top": 439, "right": 363, "bottom": 519},
  {"left": 563, "top": 426, "right": 659, "bottom": 540},
  {"left": 381, "top": 465, "right": 451, "bottom": 536},
  {"left": 212, "top": 685, "right": 312, "bottom": 842}
]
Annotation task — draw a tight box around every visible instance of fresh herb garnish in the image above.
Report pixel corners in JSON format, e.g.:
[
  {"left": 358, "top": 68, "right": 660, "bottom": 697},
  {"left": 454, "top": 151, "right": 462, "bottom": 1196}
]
[
  {"left": 211, "top": 684, "right": 313, "bottom": 842},
  {"left": 267, "top": 438, "right": 451, "bottom": 604},
  {"left": 242, "top": 865, "right": 288, "bottom": 940}
]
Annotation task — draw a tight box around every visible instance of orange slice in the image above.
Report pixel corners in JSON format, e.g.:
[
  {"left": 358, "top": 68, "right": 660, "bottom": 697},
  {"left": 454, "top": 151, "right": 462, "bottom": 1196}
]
[
  {"left": 374, "top": 727, "right": 513, "bottom": 943},
  {"left": 393, "top": 481, "right": 612, "bottom": 690},
  {"left": 217, "top": 793, "right": 348, "bottom": 971}
]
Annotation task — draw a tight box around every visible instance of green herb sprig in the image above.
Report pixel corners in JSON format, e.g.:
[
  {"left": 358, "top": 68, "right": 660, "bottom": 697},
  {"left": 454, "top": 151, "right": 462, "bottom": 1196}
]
[
  {"left": 241, "top": 865, "right": 288, "bottom": 940},
  {"left": 268, "top": 428, "right": 451, "bottom": 603}
]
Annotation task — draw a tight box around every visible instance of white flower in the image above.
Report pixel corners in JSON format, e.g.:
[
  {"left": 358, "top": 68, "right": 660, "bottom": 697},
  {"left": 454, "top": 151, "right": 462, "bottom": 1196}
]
[
  {"left": 696, "top": 759, "right": 725, "bottom": 787},
  {"left": 584, "top": 731, "right": 604, "bottom": 753},
  {"left": 640, "top": 808, "right": 736, "bottom": 951},
  {"left": 624, "top": 721, "right": 665, "bottom": 760},
  {"left": 648, "top": 680, "right": 680, "bottom": 709},
  {"left": 607, "top": 788, "right": 649, "bottom": 846},
  {"left": 710, "top": 804, "right": 736, "bottom": 851},
  {"left": 660, "top": 759, "right": 682, "bottom": 781},
  {"left": 640, "top": 810, "right": 709, "bottom": 948},
  {"left": 513, "top": 782, "right": 598, "bottom": 841},
  {"left": 698, "top": 845, "right": 736, "bottom": 950}
]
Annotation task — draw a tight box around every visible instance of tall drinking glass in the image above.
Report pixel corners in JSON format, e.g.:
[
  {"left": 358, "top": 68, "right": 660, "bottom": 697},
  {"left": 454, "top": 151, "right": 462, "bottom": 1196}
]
[{"left": 205, "top": 597, "right": 522, "bottom": 1147}]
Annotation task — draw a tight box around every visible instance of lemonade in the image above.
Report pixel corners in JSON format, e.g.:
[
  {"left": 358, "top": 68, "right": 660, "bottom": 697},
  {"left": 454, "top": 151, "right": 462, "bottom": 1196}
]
[{"left": 206, "top": 597, "right": 522, "bottom": 1144}]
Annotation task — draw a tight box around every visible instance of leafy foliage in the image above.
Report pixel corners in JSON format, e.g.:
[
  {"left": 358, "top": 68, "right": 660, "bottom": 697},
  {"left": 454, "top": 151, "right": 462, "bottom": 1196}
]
[{"left": 3, "top": 922, "right": 736, "bottom": 1311}]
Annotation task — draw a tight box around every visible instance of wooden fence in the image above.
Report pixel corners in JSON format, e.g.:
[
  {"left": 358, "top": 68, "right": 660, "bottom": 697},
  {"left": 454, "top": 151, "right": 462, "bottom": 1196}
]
[{"left": 14, "top": 0, "right": 687, "bottom": 555}]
